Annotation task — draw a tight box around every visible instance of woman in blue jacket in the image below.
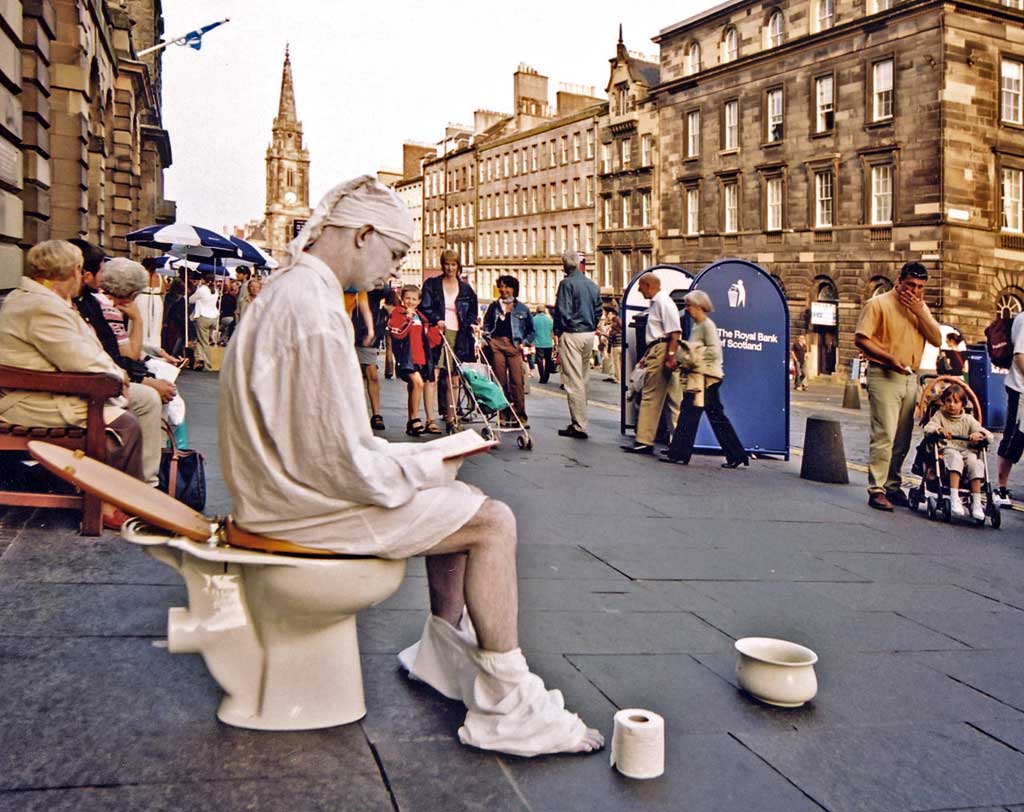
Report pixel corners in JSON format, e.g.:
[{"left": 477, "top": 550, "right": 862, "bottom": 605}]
[
  {"left": 483, "top": 275, "right": 535, "bottom": 428},
  {"left": 421, "top": 250, "right": 478, "bottom": 433}
]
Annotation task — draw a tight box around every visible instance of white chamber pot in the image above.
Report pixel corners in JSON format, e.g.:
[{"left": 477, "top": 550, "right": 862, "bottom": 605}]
[{"left": 734, "top": 637, "right": 818, "bottom": 708}]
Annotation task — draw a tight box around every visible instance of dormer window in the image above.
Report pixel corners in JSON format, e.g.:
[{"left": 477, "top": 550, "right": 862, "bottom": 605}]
[
  {"left": 616, "top": 85, "right": 629, "bottom": 115},
  {"left": 721, "top": 27, "right": 738, "bottom": 63},
  {"left": 686, "top": 42, "right": 702, "bottom": 76},
  {"left": 767, "top": 11, "right": 785, "bottom": 48}
]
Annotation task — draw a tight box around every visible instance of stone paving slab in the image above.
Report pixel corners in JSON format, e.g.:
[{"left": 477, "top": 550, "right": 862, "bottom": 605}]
[
  {"left": 913, "top": 650, "right": 1024, "bottom": 713},
  {"left": 734, "top": 723, "right": 1024, "bottom": 812},
  {"left": 0, "top": 777, "right": 394, "bottom": 812}
]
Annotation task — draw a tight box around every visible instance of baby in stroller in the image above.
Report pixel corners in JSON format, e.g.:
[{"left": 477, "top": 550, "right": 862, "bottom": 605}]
[{"left": 921, "top": 383, "right": 993, "bottom": 521}]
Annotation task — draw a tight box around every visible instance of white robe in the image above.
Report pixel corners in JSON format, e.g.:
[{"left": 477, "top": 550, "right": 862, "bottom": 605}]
[{"left": 219, "top": 253, "right": 485, "bottom": 556}]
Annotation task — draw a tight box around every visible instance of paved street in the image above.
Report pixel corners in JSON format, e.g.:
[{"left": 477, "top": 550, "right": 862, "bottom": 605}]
[{"left": 2, "top": 368, "right": 1024, "bottom": 811}]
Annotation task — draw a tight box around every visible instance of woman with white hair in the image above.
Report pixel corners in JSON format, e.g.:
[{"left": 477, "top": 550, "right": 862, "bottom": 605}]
[
  {"left": 95, "top": 257, "right": 149, "bottom": 361},
  {"left": 662, "top": 289, "right": 749, "bottom": 468}
]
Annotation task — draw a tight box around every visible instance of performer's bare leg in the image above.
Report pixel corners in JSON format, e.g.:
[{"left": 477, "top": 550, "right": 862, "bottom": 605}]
[
  {"left": 424, "top": 498, "right": 602, "bottom": 753},
  {"left": 426, "top": 553, "right": 466, "bottom": 626}
]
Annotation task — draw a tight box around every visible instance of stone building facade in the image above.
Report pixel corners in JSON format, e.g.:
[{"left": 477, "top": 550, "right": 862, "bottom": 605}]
[
  {"left": 390, "top": 141, "right": 435, "bottom": 287},
  {"left": 652, "top": 0, "right": 1024, "bottom": 376},
  {"left": 596, "top": 32, "right": 660, "bottom": 296},
  {"left": 421, "top": 123, "right": 474, "bottom": 281},
  {"left": 1, "top": 0, "right": 174, "bottom": 290}
]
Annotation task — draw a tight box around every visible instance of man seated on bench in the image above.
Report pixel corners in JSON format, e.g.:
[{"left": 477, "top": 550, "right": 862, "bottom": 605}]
[
  {"left": 0, "top": 240, "right": 151, "bottom": 528},
  {"left": 219, "top": 175, "right": 603, "bottom": 757}
]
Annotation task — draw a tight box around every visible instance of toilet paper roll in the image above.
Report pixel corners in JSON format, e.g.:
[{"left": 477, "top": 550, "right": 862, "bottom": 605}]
[{"left": 610, "top": 708, "right": 665, "bottom": 779}]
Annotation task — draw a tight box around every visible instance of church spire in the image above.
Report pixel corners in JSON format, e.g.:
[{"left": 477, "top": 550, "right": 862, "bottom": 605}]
[{"left": 276, "top": 44, "right": 297, "bottom": 124}]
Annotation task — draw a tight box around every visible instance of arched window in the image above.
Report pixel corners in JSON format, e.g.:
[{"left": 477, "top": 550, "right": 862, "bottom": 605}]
[
  {"left": 686, "top": 42, "right": 701, "bottom": 75},
  {"left": 767, "top": 11, "right": 785, "bottom": 48},
  {"left": 817, "top": 278, "right": 838, "bottom": 303},
  {"left": 721, "top": 27, "right": 738, "bottom": 63},
  {"left": 869, "top": 276, "right": 894, "bottom": 298},
  {"left": 997, "top": 287, "right": 1024, "bottom": 319},
  {"left": 815, "top": 0, "right": 834, "bottom": 31}
]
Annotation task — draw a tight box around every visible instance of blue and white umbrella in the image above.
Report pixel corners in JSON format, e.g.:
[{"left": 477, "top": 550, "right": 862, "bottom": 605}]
[
  {"left": 127, "top": 223, "right": 239, "bottom": 259},
  {"left": 227, "top": 235, "right": 278, "bottom": 269},
  {"left": 155, "top": 255, "right": 234, "bottom": 277}
]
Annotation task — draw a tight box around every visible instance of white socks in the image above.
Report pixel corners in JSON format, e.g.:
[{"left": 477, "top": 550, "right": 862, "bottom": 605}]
[
  {"left": 951, "top": 490, "right": 966, "bottom": 516},
  {"left": 970, "top": 493, "right": 985, "bottom": 521}
]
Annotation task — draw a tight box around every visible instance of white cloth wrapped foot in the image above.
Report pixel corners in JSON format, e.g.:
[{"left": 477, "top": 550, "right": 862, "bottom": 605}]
[{"left": 399, "top": 615, "right": 604, "bottom": 756}]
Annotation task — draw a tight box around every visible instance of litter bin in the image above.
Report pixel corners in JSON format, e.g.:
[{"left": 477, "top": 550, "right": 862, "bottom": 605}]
[{"left": 966, "top": 346, "right": 1009, "bottom": 432}]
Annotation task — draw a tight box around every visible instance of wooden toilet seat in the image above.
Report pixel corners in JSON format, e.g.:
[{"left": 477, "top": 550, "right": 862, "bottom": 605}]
[{"left": 27, "top": 441, "right": 346, "bottom": 558}]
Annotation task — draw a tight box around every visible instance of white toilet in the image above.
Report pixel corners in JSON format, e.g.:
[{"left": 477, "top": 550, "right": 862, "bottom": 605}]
[{"left": 28, "top": 441, "right": 406, "bottom": 731}]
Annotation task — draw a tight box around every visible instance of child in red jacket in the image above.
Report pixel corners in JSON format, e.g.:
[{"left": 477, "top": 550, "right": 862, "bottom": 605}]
[{"left": 388, "top": 285, "right": 441, "bottom": 436}]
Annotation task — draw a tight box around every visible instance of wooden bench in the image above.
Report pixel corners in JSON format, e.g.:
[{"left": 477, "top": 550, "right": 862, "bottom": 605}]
[{"left": 0, "top": 365, "right": 123, "bottom": 535}]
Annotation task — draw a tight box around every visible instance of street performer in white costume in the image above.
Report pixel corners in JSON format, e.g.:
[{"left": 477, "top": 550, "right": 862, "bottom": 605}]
[{"left": 219, "top": 175, "right": 602, "bottom": 757}]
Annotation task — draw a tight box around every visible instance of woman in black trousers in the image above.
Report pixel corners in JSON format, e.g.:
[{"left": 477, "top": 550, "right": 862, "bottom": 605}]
[{"left": 662, "top": 290, "right": 749, "bottom": 468}]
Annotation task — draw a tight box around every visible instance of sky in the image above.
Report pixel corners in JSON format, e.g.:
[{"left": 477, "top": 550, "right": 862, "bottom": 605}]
[{"left": 160, "top": 0, "right": 707, "bottom": 232}]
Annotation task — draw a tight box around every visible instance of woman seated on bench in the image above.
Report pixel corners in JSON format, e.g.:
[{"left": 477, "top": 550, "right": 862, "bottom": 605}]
[{"left": 0, "top": 240, "right": 153, "bottom": 528}]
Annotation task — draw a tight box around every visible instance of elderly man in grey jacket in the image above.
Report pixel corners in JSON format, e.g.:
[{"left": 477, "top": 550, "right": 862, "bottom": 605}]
[{"left": 553, "top": 251, "right": 602, "bottom": 439}]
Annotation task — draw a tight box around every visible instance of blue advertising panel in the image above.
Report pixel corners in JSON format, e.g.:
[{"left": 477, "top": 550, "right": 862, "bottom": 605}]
[
  {"left": 619, "top": 264, "right": 693, "bottom": 433},
  {"left": 966, "top": 347, "right": 1009, "bottom": 432},
  {"left": 690, "top": 259, "right": 790, "bottom": 459}
]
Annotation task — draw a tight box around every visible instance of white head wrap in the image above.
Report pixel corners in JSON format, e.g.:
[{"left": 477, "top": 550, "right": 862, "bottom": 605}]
[{"left": 280, "top": 174, "right": 414, "bottom": 273}]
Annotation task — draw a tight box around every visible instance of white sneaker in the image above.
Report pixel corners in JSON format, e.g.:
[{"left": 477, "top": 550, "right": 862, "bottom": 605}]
[
  {"left": 971, "top": 497, "right": 986, "bottom": 521},
  {"left": 993, "top": 487, "right": 1013, "bottom": 508},
  {"left": 950, "top": 496, "right": 966, "bottom": 517}
]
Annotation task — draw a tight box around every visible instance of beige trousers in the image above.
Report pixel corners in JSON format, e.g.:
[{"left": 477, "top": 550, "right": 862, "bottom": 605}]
[
  {"left": 865, "top": 364, "right": 919, "bottom": 493},
  {"left": 194, "top": 316, "right": 218, "bottom": 368},
  {"left": 635, "top": 342, "right": 682, "bottom": 446},
  {"left": 127, "top": 381, "right": 163, "bottom": 486},
  {"left": 559, "top": 331, "right": 594, "bottom": 432}
]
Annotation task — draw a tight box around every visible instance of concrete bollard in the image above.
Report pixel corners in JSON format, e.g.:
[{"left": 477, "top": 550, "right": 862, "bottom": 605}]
[
  {"left": 800, "top": 415, "right": 850, "bottom": 484},
  {"left": 842, "top": 380, "right": 861, "bottom": 410}
]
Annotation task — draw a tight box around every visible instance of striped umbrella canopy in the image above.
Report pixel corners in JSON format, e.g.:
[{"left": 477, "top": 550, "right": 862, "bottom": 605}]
[
  {"left": 127, "top": 223, "right": 239, "bottom": 259},
  {"left": 227, "top": 235, "right": 278, "bottom": 269}
]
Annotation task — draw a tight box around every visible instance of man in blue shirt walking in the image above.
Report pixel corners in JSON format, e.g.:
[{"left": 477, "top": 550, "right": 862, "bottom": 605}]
[{"left": 553, "top": 251, "right": 602, "bottom": 439}]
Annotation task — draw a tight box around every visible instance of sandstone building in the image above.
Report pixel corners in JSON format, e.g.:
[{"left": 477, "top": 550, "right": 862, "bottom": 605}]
[
  {"left": 651, "top": 0, "right": 1024, "bottom": 375},
  {"left": 1, "top": 0, "right": 174, "bottom": 290}
]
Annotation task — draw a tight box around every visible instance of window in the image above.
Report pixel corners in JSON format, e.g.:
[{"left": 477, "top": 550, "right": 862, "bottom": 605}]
[
  {"left": 722, "top": 27, "right": 738, "bottom": 63},
  {"left": 572, "top": 224, "right": 580, "bottom": 251},
  {"left": 641, "top": 134, "right": 653, "bottom": 166},
  {"left": 531, "top": 145, "right": 539, "bottom": 171},
  {"left": 815, "top": 0, "right": 834, "bottom": 31},
  {"left": 767, "top": 11, "right": 785, "bottom": 48},
  {"left": 573, "top": 133, "right": 581, "bottom": 161},
  {"left": 622, "top": 194, "right": 632, "bottom": 228},
  {"left": 687, "top": 111, "right": 701, "bottom": 158},
  {"left": 616, "top": 86, "right": 629, "bottom": 115},
  {"left": 549, "top": 184, "right": 556, "bottom": 210},
  {"left": 1003, "top": 0, "right": 1024, "bottom": 8},
  {"left": 561, "top": 180, "right": 569, "bottom": 209},
  {"left": 503, "top": 153, "right": 510, "bottom": 176},
  {"left": 583, "top": 224, "right": 592, "bottom": 253},
  {"left": 513, "top": 191, "right": 519, "bottom": 216},
  {"left": 560, "top": 226, "right": 568, "bottom": 252},
  {"left": 601, "top": 142, "right": 612, "bottom": 173},
  {"left": 586, "top": 129, "right": 595, "bottom": 159},
  {"left": 686, "top": 42, "right": 701, "bottom": 75},
  {"left": 766, "top": 177, "right": 783, "bottom": 230},
  {"left": 572, "top": 178, "right": 581, "bottom": 207},
  {"left": 530, "top": 187, "right": 537, "bottom": 213},
  {"left": 621, "top": 252, "right": 632, "bottom": 289},
  {"left": 512, "top": 150, "right": 519, "bottom": 175},
  {"left": 723, "top": 100, "right": 738, "bottom": 150},
  {"left": 871, "top": 0, "right": 893, "bottom": 11},
  {"left": 767, "top": 89, "right": 784, "bottom": 142},
  {"left": 871, "top": 164, "right": 893, "bottom": 224},
  {"left": 1003, "top": 167, "right": 1023, "bottom": 231},
  {"left": 686, "top": 188, "right": 700, "bottom": 235},
  {"left": 641, "top": 191, "right": 652, "bottom": 226},
  {"left": 1003, "top": 59, "right": 1023, "bottom": 125},
  {"left": 723, "top": 181, "right": 739, "bottom": 233},
  {"left": 872, "top": 59, "right": 894, "bottom": 121},
  {"left": 549, "top": 139, "right": 556, "bottom": 166},
  {"left": 621, "top": 138, "right": 632, "bottom": 169},
  {"left": 504, "top": 192, "right": 511, "bottom": 217},
  {"left": 586, "top": 176, "right": 595, "bottom": 205},
  {"left": 815, "top": 171, "right": 834, "bottom": 228},
  {"left": 561, "top": 136, "right": 569, "bottom": 164},
  {"left": 815, "top": 76, "right": 834, "bottom": 133},
  {"left": 602, "top": 197, "right": 612, "bottom": 229}
]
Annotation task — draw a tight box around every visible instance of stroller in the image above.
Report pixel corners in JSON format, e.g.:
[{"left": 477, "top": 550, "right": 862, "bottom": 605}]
[
  {"left": 906, "top": 375, "right": 1001, "bottom": 528},
  {"left": 440, "top": 337, "right": 533, "bottom": 451}
]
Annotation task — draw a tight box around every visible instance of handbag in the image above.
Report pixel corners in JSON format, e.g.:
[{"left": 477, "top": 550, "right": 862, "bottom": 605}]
[{"left": 158, "top": 421, "right": 206, "bottom": 511}]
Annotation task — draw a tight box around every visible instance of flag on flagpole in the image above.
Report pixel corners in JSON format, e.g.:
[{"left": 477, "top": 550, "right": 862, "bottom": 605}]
[{"left": 183, "top": 19, "right": 228, "bottom": 50}]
